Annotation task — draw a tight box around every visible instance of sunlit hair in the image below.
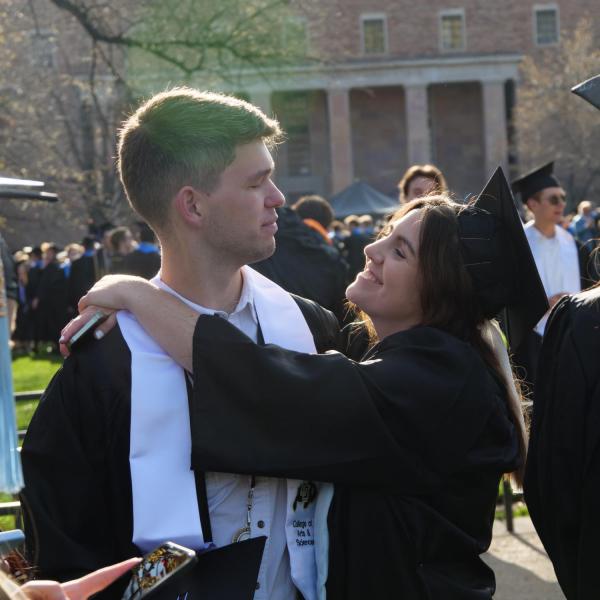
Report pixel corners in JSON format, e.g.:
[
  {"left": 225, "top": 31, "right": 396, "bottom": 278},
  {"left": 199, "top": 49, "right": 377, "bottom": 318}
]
[
  {"left": 118, "top": 87, "right": 282, "bottom": 231},
  {"left": 397, "top": 164, "right": 448, "bottom": 203},
  {"left": 354, "top": 195, "right": 527, "bottom": 485}
]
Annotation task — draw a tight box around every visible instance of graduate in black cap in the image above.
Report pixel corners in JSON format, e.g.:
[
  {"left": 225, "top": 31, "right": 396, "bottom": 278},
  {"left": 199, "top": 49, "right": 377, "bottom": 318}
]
[
  {"left": 511, "top": 162, "right": 582, "bottom": 395},
  {"left": 66, "top": 167, "right": 547, "bottom": 599},
  {"left": 525, "top": 74, "right": 600, "bottom": 600}
]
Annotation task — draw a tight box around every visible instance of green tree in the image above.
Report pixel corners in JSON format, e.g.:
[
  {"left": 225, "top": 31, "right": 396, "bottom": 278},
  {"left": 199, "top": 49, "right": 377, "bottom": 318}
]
[{"left": 515, "top": 20, "right": 600, "bottom": 209}]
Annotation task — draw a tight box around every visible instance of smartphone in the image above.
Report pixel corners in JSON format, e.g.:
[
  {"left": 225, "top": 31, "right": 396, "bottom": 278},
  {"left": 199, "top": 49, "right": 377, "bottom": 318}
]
[
  {"left": 113, "top": 542, "right": 197, "bottom": 600},
  {"left": 66, "top": 311, "right": 108, "bottom": 351},
  {"left": 0, "top": 529, "right": 25, "bottom": 557}
]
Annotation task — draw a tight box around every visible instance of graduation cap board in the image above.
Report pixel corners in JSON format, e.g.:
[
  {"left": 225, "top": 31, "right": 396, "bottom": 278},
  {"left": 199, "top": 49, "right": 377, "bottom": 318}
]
[
  {"left": 571, "top": 74, "right": 600, "bottom": 110},
  {"left": 458, "top": 167, "right": 549, "bottom": 351},
  {"left": 329, "top": 181, "right": 399, "bottom": 219},
  {"left": 511, "top": 162, "right": 561, "bottom": 204}
]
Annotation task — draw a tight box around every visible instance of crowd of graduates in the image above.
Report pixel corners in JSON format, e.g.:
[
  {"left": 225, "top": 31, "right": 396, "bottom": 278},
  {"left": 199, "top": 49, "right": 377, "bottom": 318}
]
[
  {"left": 3, "top": 222, "right": 160, "bottom": 353},
  {"left": 3, "top": 161, "right": 599, "bottom": 357}
]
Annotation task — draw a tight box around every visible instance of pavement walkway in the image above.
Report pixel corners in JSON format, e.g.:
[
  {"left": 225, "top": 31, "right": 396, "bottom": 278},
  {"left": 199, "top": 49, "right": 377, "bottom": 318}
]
[{"left": 483, "top": 516, "right": 565, "bottom": 599}]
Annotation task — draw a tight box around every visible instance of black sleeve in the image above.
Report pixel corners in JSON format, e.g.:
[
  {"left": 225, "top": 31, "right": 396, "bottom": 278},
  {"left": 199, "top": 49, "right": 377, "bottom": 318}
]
[
  {"left": 525, "top": 294, "right": 600, "bottom": 599},
  {"left": 191, "top": 316, "right": 495, "bottom": 492},
  {"left": 20, "top": 330, "right": 135, "bottom": 582}
]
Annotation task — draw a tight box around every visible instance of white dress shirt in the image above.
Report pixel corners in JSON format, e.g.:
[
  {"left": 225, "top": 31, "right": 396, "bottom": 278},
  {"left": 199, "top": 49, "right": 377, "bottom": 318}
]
[{"left": 162, "top": 273, "right": 296, "bottom": 600}]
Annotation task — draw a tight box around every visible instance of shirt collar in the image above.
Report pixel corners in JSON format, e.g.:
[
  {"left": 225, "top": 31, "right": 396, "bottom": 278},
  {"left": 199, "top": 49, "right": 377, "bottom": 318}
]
[{"left": 154, "top": 270, "right": 257, "bottom": 324}]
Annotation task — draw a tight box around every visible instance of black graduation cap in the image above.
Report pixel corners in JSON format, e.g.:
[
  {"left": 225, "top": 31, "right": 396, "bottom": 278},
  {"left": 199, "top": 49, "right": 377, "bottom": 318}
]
[
  {"left": 458, "top": 167, "right": 548, "bottom": 351},
  {"left": 156, "top": 537, "right": 266, "bottom": 600},
  {"left": 511, "top": 162, "right": 561, "bottom": 204},
  {"left": 571, "top": 74, "right": 600, "bottom": 110}
]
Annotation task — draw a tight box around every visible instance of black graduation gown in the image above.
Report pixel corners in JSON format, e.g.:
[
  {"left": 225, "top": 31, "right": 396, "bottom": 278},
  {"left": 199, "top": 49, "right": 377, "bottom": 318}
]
[
  {"left": 190, "top": 317, "right": 520, "bottom": 599},
  {"left": 36, "top": 262, "right": 68, "bottom": 342},
  {"left": 524, "top": 287, "right": 600, "bottom": 600},
  {"left": 67, "top": 255, "right": 99, "bottom": 311},
  {"left": 20, "top": 295, "right": 339, "bottom": 586}
]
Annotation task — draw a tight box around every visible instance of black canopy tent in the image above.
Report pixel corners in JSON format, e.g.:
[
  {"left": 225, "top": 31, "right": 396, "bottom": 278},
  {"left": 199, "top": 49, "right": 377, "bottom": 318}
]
[
  {"left": 329, "top": 180, "right": 398, "bottom": 219},
  {"left": 0, "top": 176, "right": 58, "bottom": 202}
]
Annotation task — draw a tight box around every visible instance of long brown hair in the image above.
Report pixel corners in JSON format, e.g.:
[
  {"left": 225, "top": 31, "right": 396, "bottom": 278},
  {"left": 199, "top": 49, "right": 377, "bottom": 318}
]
[{"left": 360, "top": 195, "right": 527, "bottom": 484}]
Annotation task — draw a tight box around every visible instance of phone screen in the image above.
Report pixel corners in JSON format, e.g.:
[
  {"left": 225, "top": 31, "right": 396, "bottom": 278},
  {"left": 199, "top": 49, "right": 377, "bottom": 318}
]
[
  {"left": 101, "top": 542, "right": 197, "bottom": 600},
  {"left": 121, "top": 543, "right": 196, "bottom": 600}
]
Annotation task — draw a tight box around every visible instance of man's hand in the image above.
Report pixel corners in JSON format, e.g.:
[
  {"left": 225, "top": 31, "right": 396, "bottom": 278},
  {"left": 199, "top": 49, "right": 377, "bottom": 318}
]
[{"left": 20, "top": 557, "right": 141, "bottom": 600}]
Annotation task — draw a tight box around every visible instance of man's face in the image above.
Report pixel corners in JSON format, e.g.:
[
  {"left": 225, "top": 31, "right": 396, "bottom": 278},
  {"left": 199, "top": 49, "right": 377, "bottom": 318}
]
[
  {"left": 527, "top": 186, "right": 566, "bottom": 226},
  {"left": 199, "top": 140, "right": 285, "bottom": 265}
]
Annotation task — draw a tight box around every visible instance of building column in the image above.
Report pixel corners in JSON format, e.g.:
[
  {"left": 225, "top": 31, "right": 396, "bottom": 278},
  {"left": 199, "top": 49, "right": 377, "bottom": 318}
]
[
  {"left": 481, "top": 80, "right": 508, "bottom": 177},
  {"left": 249, "top": 90, "right": 272, "bottom": 116},
  {"left": 404, "top": 84, "right": 431, "bottom": 166},
  {"left": 327, "top": 88, "right": 354, "bottom": 193}
]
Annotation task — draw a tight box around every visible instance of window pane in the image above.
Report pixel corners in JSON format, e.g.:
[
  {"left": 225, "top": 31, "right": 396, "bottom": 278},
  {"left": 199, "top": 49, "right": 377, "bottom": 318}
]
[
  {"left": 536, "top": 9, "right": 558, "bottom": 45},
  {"left": 441, "top": 15, "right": 464, "bottom": 51},
  {"left": 363, "top": 19, "right": 385, "bottom": 54}
]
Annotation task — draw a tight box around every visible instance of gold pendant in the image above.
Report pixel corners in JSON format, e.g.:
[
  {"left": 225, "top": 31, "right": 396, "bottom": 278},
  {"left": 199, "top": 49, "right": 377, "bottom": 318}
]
[{"left": 232, "top": 526, "right": 251, "bottom": 543}]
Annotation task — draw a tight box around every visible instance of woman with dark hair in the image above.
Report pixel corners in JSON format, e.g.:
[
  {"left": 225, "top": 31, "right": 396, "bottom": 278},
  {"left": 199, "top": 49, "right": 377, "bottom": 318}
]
[{"left": 65, "top": 170, "right": 545, "bottom": 599}]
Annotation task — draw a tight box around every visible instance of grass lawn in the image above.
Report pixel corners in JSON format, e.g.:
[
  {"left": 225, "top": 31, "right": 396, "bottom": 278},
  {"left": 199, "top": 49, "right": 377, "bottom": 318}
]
[{"left": 12, "top": 352, "right": 62, "bottom": 430}]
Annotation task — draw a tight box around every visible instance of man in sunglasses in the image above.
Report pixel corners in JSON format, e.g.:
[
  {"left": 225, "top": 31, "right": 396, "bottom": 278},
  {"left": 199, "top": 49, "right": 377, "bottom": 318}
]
[{"left": 511, "top": 162, "right": 581, "bottom": 397}]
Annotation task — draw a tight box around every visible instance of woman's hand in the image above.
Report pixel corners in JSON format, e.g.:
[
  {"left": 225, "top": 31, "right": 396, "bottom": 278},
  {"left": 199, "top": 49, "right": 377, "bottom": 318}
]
[
  {"left": 78, "top": 275, "right": 151, "bottom": 314},
  {"left": 59, "top": 275, "right": 156, "bottom": 357},
  {"left": 20, "top": 557, "right": 141, "bottom": 600}
]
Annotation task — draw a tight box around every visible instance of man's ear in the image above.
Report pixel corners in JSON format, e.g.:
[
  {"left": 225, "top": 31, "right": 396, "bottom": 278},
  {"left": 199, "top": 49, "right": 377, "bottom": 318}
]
[
  {"left": 525, "top": 198, "right": 538, "bottom": 213},
  {"left": 173, "top": 186, "right": 205, "bottom": 226}
]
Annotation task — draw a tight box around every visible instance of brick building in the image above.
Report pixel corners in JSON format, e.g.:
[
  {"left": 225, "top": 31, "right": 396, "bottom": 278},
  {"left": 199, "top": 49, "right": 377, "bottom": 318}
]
[
  {"left": 1, "top": 0, "right": 599, "bottom": 248},
  {"left": 185, "top": 0, "right": 597, "bottom": 201}
]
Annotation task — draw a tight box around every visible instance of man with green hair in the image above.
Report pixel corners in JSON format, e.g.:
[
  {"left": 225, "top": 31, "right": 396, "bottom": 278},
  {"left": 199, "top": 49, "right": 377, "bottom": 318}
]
[{"left": 22, "top": 88, "right": 339, "bottom": 600}]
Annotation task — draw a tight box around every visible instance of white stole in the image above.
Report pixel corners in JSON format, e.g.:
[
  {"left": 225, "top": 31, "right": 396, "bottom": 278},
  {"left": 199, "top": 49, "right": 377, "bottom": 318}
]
[{"left": 118, "top": 266, "right": 333, "bottom": 600}]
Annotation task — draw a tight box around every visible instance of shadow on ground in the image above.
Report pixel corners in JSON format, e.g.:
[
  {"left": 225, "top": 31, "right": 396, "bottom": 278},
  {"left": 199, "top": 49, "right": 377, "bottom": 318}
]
[{"left": 483, "top": 546, "right": 565, "bottom": 600}]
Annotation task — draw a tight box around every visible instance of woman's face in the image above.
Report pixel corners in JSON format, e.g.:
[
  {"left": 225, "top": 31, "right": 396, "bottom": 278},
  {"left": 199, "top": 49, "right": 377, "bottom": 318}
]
[
  {"left": 346, "top": 209, "right": 423, "bottom": 337},
  {"left": 406, "top": 176, "right": 436, "bottom": 202}
]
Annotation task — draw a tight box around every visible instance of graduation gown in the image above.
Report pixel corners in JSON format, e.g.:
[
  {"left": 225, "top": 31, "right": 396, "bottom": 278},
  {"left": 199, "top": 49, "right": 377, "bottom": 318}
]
[
  {"left": 190, "top": 318, "right": 520, "bottom": 599},
  {"left": 20, "top": 294, "right": 339, "bottom": 586},
  {"left": 67, "top": 255, "right": 99, "bottom": 311},
  {"left": 524, "top": 287, "right": 600, "bottom": 599},
  {"left": 36, "top": 262, "right": 68, "bottom": 342}
]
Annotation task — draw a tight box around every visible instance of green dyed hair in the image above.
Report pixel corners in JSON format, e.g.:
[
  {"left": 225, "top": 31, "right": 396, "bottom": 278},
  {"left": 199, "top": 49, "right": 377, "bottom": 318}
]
[{"left": 117, "top": 87, "right": 282, "bottom": 229}]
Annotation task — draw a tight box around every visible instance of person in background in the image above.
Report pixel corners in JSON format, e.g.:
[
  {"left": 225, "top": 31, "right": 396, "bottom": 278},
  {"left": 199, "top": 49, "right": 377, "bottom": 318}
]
[
  {"left": 569, "top": 200, "right": 598, "bottom": 251},
  {"left": 118, "top": 223, "right": 160, "bottom": 279},
  {"left": 293, "top": 195, "right": 335, "bottom": 246},
  {"left": 511, "top": 162, "right": 582, "bottom": 399},
  {"left": 12, "top": 253, "right": 30, "bottom": 351},
  {"left": 25, "top": 248, "right": 43, "bottom": 352},
  {"left": 108, "top": 227, "right": 136, "bottom": 275},
  {"left": 398, "top": 164, "right": 448, "bottom": 204},
  {"left": 253, "top": 195, "right": 349, "bottom": 321},
  {"left": 344, "top": 214, "right": 374, "bottom": 281},
  {"left": 60, "top": 244, "right": 84, "bottom": 280},
  {"left": 67, "top": 237, "right": 101, "bottom": 315},
  {"left": 34, "top": 244, "right": 68, "bottom": 352}
]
